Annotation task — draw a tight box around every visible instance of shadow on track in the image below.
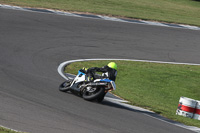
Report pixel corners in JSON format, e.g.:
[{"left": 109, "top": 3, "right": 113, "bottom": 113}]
[{"left": 101, "top": 100, "right": 184, "bottom": 126}]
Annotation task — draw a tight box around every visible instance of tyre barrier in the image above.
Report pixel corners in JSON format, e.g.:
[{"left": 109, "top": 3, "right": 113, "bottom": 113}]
[
  {"left": 193, "top": 101, "right": 200, "bottom": 120},
  {"left": 176, "top": 97, "right": 200, "bottom": 120}
]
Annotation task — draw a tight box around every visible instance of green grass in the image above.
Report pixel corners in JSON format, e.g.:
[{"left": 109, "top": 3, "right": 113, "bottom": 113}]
[
  {"left": 0, "top": 0, "right": 200, "bottom": 26},
  {"left": 65, "top": 60, "right": 200, "bottom": 127},
  {"left": 0, "top": 127, "right": 23, "bottom": 133}
]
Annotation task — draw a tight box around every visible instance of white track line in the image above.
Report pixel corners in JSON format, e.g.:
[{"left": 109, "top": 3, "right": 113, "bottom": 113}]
[{"left": 58, "top": 58, "right": 200, "bottom": 80}]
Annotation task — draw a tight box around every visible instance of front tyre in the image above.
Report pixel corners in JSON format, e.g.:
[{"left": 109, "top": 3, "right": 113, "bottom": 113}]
[
  {"left": 59, "top": 80, "right": 72, "bottom": 92},
  {"left": 82, "top": 87, "right": 104, "bottom": 101}
]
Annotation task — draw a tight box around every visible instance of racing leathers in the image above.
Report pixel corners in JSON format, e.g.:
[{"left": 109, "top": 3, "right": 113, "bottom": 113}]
[{"left": 87, "top": 65, "right": 117, "bottom": 81}]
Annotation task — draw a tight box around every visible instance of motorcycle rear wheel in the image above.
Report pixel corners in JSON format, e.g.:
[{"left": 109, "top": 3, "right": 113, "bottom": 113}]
[
  {"left": 82, "top": 87, "right": 105, "bottom": 101},
  {"left": 97, "top": 92, "right": 106, "bottom": 103}
]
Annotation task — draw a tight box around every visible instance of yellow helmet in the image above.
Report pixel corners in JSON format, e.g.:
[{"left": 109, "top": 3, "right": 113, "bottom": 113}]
[{"left": 107, "top": 62, "right": 117, "bottom": 70}]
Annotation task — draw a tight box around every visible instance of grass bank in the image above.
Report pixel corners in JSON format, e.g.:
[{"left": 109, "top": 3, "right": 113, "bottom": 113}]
[
  {"left": 0, "top": 0, "right": 200, "bottom": 26},
  {"left": 65, "top": 60, "right": 200, "bottom": 127}
]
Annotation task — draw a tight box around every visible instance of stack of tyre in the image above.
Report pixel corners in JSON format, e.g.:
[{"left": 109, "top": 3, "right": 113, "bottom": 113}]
[{"left": 176, "top": 97, "right": 200, "bottom": 120}]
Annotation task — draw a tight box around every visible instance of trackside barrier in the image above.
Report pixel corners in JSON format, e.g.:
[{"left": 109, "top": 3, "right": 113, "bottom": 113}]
[
  {"left": 193, "top": 101, "right": 200, "bottom": 120},
  {"left": 176, "top": 97, "right": 200, "bottom": 120},
  {"left": 176, "top": 97, "right": 197, "bottom": 118}
]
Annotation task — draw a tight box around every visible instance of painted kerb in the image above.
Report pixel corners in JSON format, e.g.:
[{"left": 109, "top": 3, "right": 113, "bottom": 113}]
[{"left": 1, "top": 4, "right": 200, "bottom": 31}]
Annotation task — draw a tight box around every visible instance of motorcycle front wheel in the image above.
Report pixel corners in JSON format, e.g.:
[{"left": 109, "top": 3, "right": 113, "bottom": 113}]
[
  {"left": 82, "top": 87, "right": 105, "bottom": 101},
  {"left": 59, "top": 80, "right": 72, "bottom": 92}
]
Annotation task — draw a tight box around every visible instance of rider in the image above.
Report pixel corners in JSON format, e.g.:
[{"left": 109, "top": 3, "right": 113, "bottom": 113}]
[{"left": 85, "top": 62, "right": 117, "bottom": 81}]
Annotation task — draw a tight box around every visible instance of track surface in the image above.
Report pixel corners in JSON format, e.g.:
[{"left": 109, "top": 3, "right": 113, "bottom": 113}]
[{"left": 0, "top": 8, "right": 200, "bottom": 133}]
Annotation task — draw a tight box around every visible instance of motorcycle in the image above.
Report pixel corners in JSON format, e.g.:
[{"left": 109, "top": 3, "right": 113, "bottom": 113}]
[{"left": 59, "top": 68, "right": 116, "bottom": 102}]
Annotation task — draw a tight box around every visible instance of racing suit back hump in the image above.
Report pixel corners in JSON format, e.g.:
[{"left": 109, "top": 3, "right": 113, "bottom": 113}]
[{"left": 89, "top": 65, "right": 117, "bottom": 81}]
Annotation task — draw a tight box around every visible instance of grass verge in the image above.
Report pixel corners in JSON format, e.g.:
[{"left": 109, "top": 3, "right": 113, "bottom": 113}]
[
  {"left": 65, "top": 60, "right": 200, "bottom": 127},
  {"left": 0, "top": 0, "right": 200, "bottom": 26},
  {"left": 0, "top": 126, "right": 23, "bottom": 133}
]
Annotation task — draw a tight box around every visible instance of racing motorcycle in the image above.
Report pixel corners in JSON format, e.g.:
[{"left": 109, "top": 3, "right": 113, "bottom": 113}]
[{"left": 59, "top": 68, "right": 116, "bottom": 102}]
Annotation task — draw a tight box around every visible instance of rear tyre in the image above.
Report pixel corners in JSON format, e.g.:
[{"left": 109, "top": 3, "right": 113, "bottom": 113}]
[
  {"left": 82, "top": 87, "right": 104, "bottom": 101},
  {"left": 97, "top": 92, "right": 106, "bottom": 103},
  {"left": 59, "top": 80, "right": 72, "bottom": 92}
]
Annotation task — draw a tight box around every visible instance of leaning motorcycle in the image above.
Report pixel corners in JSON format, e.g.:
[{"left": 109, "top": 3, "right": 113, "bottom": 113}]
[{"left": 59, "top": 69, "right": 116, "bottom": 102}]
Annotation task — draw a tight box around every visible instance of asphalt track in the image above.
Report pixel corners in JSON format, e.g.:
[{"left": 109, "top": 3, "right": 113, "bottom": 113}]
[{"left": 0, "top": 7, "right": 200, "bottom": 133}]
